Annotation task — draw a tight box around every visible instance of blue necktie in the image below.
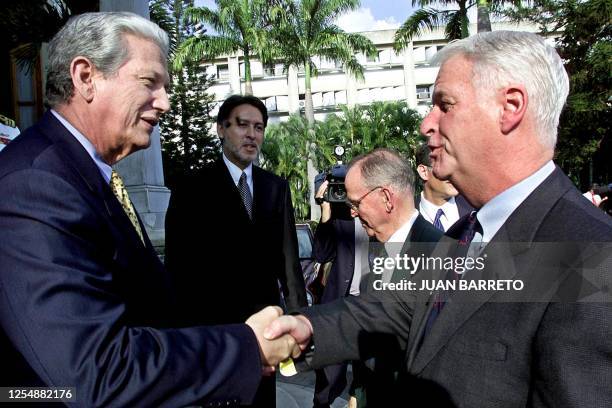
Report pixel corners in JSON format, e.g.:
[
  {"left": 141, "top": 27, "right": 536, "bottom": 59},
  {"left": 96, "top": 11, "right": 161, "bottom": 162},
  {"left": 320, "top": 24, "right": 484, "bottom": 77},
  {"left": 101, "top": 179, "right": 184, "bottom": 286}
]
[{"left": 433, "top": 208, "right": 445, "bottom": 231}]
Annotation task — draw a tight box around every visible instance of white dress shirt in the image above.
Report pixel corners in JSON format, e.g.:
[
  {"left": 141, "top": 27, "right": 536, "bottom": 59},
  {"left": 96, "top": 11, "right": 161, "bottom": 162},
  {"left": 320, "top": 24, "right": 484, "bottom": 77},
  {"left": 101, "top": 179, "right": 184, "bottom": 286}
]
[
  {"left": 469, "top": 160, "right": 556, "bottom": 256},
  {"left": 419, "top": 193, "right": 460, "bottom": 232},
  {"left": 222, "top": 153, "right": 253, "bottom": 196}
]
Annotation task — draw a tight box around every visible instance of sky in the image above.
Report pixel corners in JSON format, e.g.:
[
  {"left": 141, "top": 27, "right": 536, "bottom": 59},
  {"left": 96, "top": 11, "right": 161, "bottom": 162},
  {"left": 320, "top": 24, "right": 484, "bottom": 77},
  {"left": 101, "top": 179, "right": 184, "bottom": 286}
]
[{"left": 193, "top": 0, "right": 421, "bottom": 33}]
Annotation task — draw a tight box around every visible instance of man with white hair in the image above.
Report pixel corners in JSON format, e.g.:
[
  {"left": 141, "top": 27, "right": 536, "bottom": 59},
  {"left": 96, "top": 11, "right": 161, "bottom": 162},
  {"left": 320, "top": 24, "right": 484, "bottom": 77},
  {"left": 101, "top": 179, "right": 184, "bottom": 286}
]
[
  {"left": 265, "top": 31, "right": 612, "bottom": 407},
  {"left": 0, "top": 12, "right": 298, "bottom": 407}
]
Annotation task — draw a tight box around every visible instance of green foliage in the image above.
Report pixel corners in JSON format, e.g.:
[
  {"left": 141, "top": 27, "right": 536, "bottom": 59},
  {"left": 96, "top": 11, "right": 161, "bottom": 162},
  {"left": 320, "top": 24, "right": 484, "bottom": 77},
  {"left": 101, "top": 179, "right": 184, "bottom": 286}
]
[
  {"left": 172, "top": 0, "right": 277, "bottom": 94},
  {"left": 261, "top": 101, "right": 423, "bottom": 220},
  {"left": 271, "top": 0, "right": 378, "bottom": 123},
  {"left": 260, "top": 116, "right": 313, "bottom": 220},
  {"left": 502, "top": 0, "right": 611, "bottom": 186},
  {"left": 394, "top": 0, "right": 522, "bottom": 50},
  {"left": 150, "top": 0, "right": 220, "bottom": 188}
]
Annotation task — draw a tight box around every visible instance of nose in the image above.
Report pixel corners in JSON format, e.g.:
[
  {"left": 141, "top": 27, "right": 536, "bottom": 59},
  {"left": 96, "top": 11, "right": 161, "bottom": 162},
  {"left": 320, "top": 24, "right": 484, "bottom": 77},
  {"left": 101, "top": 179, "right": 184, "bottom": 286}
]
[
  {"left": 350, "top": 207, "right": 358, "bottom": 218},
  {"left": 420, "top": 107, "right": 438, "bottom": 139},
  {"left": 154, "top": 86, "right": 171, "bottom": 114}
]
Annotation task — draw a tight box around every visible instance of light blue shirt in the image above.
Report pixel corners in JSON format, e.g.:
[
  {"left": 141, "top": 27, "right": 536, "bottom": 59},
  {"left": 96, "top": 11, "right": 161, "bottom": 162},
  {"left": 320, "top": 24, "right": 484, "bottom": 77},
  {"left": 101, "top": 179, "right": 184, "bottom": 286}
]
[
  {"left": 50, "top": 110, "right": 112, "bottom": 183},
  {"left": 471, "top": 160, "right": 556, "bottom": 254},
  {"left": 222, "top": 153, "right": 254, "bottom": 195}
]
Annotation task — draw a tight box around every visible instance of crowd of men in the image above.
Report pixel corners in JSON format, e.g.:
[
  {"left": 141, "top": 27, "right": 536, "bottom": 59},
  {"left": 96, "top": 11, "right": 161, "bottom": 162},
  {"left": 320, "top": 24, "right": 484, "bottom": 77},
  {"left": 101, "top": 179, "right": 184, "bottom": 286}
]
[{"left": 0, "top": 10, "right": 610, "bottom": 408}]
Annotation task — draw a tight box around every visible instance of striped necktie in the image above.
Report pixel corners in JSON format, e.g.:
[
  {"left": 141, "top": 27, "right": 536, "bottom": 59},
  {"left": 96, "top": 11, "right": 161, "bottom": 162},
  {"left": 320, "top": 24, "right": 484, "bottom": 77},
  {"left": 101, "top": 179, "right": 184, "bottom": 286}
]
[
  {"left": 110, "top": 170, "right": 144, "bottom": 244},
  {"left": 433, "top": 208, "right": 445, "bottom": 231}
]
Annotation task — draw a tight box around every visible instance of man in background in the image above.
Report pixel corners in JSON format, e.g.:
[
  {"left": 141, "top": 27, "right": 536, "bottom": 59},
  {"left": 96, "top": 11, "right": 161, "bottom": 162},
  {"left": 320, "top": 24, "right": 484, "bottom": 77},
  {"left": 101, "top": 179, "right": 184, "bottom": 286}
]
[
  {"left": 415, "top": 142, "right": 471, "bottom": 231},
  {"left": 165, "top": 94, "right": 307, "bottom": 407},
  {"left": 0, "top": 12, "right": 298, "bottom": 407}
]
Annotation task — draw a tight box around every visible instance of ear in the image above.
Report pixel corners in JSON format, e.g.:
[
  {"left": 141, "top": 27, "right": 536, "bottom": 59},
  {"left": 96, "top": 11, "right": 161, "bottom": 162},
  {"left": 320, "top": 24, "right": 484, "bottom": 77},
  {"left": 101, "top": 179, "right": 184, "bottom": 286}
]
[
  {"left": 217, "top": 123, "right": 224, "bottom": 141},
  {"left": 70, "top": 57, "right": 96, "bottom": 102},
  {"left": 416, "top": 164, "right": 430, "bottom": 182},
  {"left": 382, "top": 188, "right": 393, "bottom": 213},
  {"left": 500, "top": 85, "right": 527, "bottom": 134}
]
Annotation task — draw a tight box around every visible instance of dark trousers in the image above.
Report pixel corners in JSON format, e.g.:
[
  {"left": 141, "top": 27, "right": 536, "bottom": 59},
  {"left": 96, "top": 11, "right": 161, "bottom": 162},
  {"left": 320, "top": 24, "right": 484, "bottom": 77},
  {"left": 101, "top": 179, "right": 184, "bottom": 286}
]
[
  {"left": 243, "top": 375, "right": 275, "bottom": 408},
  {"left": 313, "top": 363, "right": 348, "bottom": 407}
]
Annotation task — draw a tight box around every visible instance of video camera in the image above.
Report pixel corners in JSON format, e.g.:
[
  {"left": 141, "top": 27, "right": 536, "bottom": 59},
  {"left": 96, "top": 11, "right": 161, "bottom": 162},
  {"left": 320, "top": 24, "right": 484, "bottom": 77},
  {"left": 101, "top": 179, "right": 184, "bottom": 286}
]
[{"left": 314, "top": 146, "right": 352, "bottom": 220}]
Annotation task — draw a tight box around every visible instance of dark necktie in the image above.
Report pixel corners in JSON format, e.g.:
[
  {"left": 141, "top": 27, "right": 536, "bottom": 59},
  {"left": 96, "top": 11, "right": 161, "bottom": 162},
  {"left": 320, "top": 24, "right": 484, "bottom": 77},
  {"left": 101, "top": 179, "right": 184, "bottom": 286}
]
[
  {"left": 423, "top": 211, "right": 481, "bottom": 337},
  {"left": 238, "top": 172, "right": 253, "bottom": 220},
  {"left": 433, "top": 208, "right": 445, "bottom": 231}
]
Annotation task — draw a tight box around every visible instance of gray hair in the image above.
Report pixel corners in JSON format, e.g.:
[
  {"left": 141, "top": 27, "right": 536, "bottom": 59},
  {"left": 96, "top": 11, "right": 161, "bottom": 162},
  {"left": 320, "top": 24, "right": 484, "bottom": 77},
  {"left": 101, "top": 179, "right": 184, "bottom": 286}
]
[
  {"left": 431, "top": 31, "right": 569, "bottom": 150},
  {"left": 46, "top": 11, "right": 169, "bottom": 108},
  {"left": 348, "top": 148, "right": 414, "bottom": 194}
]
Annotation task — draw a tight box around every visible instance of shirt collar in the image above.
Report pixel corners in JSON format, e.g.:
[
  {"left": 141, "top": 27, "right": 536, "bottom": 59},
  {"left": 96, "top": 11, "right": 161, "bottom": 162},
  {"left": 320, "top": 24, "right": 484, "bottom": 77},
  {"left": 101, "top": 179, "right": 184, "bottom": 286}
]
[
  {"left": 476, "top": 161, "right": 555, "bottom": 243},
  {"left": 419, "top": 192, "right": 456, "bottom": 221},
  {"left": 51, "top": 109, "right": 113, "bottom": 183},
  {"left": 222, "top": 153, "right": 253, "bottom": 187},
  {"left": 386, "top": 210, "right": 419, "bottom": 245}
]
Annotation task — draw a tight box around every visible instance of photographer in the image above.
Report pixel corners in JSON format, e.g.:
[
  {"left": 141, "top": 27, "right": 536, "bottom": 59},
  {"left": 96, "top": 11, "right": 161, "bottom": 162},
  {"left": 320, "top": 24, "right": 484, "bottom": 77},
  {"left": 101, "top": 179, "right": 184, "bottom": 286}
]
[{"left": 312, "top": 168, "right": 370, "bottom": 408}]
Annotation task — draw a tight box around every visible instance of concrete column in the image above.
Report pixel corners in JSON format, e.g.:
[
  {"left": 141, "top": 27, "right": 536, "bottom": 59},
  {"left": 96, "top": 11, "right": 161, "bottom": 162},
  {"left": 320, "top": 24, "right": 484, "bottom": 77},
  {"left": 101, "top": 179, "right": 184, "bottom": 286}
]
[
  {"left": 346, "top": 74, "right": 358, "bottom": 108},
  {"left": 402, "top": 41, "right": 418, "bottom": 109},
  {"left": 228, "top": 56, "right": 241, "bottom": 95},
  {"left": 100, "top": 0, "right": 171, "bottom": 251},
  {"left": 287, "top": 65, "right": 300, "bottom": 114}
]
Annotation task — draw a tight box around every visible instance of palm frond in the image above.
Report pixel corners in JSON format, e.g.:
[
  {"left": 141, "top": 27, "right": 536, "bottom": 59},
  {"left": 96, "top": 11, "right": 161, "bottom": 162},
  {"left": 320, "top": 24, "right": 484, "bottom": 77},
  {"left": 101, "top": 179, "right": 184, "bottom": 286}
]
[{"left": 394, "top": 8, "right": 448, "bottom": 51}]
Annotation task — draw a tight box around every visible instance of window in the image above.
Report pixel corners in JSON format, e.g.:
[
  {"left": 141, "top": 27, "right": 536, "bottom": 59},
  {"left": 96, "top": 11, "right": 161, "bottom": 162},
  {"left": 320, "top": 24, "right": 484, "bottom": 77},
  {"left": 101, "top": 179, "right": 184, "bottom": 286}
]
[{"left": 216, "top": 64, "right": 229, "bottom": 80}]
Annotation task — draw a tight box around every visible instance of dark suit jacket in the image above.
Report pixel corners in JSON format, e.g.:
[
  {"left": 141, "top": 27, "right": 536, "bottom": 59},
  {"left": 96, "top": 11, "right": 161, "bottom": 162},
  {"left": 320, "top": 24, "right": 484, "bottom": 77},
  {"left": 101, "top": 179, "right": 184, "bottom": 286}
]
[
  {"left": 313, "top": 218, "right": 356, "bottom": 304},
  {"left": 415, "top": 194, "right": 473, "bottom": 230},
  {"left": 165, "top": 158, "right": 307, "bottom": 327},
  {"left": 0, "top": 111, "right": 262, "bottom": 407},
  {"left": 304, "top": 168, "right": 612, "bottom": 407},
  {"left": 313, "top": 214, "right": 442, "bottom": 406}
]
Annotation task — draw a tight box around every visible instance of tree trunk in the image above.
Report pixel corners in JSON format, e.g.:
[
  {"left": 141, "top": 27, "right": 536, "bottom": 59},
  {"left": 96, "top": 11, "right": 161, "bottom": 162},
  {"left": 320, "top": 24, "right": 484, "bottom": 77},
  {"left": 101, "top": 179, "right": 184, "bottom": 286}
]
[
  {"left": 477, "top": 0, "right": 492, "bottom": 32},
  {"left": 244, "top": 52, "right": 253, "bottom": 95},
  {"left": 459, "top": 0, "right": 469, "bottom": 38},
  {"left": 304, "top": 63, "right": 315, "bottom": 125},
  {"left": 303, "top": 63, "right": 318, "bottom": 220}
]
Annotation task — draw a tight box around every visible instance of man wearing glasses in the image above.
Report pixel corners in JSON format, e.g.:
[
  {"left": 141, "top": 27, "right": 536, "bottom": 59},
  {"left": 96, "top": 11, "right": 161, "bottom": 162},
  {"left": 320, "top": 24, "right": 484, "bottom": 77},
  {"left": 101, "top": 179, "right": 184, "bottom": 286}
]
[{"left": 339, "top": 148, "right": 442, "bottom": 406}]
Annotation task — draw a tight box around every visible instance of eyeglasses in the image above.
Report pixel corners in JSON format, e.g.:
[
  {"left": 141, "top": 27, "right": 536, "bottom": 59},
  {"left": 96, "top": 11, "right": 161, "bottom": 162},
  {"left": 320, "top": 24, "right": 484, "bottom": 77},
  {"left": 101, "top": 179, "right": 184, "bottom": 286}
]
[{"left": 345, "top": 186, "right": 383, "bottom": 212}]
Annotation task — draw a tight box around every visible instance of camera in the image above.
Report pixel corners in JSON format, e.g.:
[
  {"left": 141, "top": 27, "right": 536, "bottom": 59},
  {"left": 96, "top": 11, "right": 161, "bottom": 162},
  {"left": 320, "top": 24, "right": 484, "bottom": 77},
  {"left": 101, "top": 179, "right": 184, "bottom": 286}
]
[
  {"left": 314, "top": 146, "right": 352, "bottom": 220},
  {"left": 315, "top": 146, "right": 347, "bottom": 204}
]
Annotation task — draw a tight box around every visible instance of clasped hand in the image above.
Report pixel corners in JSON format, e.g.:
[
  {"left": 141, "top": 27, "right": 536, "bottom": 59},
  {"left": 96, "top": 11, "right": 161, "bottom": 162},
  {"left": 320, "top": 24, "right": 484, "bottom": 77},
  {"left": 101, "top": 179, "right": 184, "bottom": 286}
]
[{"left": 245, "top": 307, "right": 313, "bottom": 374}]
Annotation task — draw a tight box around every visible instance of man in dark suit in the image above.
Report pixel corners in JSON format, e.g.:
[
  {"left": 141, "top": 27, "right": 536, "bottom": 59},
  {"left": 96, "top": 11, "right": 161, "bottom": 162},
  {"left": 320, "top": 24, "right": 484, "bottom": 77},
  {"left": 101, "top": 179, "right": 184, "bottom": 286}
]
[
  {"left": 313, "top": 149, "right": 442, "bottom": 407},
  {"left": 0, "top": 12, "right": 299, "bottom": 407},
  {"left": 265, "top": 31, "right": 612, "bottom": 407},
  {"left": 165, "top": 95, "right": 307, "bottom": 407},
  {"left": 415, "top": 142, "right": 472, "bottom": 231}
]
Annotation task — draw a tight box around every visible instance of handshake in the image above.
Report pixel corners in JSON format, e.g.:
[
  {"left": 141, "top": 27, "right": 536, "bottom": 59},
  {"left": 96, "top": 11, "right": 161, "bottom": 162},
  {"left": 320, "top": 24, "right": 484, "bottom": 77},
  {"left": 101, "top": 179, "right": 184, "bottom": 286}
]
[{"left": 245, "top": 306, "right": 314, "bottom": 374}]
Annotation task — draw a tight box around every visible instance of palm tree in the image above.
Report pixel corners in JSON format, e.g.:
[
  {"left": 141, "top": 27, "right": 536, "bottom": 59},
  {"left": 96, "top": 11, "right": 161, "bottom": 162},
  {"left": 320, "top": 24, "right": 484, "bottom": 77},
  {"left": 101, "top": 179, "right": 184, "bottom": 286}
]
[
  {"left": 272, "top": 0, "right": 377, "bottom": 125},
  {"left": 394, "top": 0, "right": 521, "bottom": 51},
  {"left": 172, "top": 0, "right": 276, "bottom": 95}
]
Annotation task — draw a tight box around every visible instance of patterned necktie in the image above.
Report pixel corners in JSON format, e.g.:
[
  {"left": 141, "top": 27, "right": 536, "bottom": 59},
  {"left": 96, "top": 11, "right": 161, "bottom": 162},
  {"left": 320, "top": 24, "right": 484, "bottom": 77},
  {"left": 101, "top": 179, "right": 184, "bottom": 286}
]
[
  {"left": 433, "top": 208, "right": 445, "bottom": 231},
  {"left": 423, "top": 211, "right": 480, "bottom": 337},
  {"left": 110, "top": 170, "right": 144, "bottom": 244},
  {"left": 238, "top": 172, "right": 253, "bottom": 220}
]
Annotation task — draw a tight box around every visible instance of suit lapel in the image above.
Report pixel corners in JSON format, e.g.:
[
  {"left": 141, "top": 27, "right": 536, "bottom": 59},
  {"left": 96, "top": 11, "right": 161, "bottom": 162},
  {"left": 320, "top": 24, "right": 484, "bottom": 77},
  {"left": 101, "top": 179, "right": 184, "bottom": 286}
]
[
  {"left": 39, "top": 111, "right": 151, "bottom": 251},
  {"left": 217, "top": 159, "right": 254, "bottom": 222},
  {"left": 407, "top": 168, "right": 572, "bottom": 374}
]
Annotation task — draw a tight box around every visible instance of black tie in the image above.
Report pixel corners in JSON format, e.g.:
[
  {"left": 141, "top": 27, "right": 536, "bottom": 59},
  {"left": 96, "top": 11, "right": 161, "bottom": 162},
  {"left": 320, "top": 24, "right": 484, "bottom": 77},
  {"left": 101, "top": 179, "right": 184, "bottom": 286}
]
[{"left": 238, "top": 172, "right": 253, "bottom": 220}]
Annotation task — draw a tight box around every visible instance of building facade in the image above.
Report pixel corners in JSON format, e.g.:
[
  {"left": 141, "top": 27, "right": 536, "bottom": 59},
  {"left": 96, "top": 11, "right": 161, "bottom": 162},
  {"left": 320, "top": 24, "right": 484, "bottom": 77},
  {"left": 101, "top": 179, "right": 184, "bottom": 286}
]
[{"left": 203, "top": 21, "right": 550, "bottom": 122}]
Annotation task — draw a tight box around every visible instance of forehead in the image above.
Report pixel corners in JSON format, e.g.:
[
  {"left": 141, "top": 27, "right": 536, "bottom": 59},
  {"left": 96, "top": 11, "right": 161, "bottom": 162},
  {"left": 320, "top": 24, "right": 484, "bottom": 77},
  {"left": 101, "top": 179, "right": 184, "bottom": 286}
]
[
  {"left": 345, "top": 165, "right": 364, "bottom": 194},
  {"left": 229, "top": 104, "right": 264, "bottom": 123},
  {"left": 434, "top": 55, "right": 474, "bottom": 93},
  {"left": 122, "top": 35, "right": 168, "bottom": 76}
]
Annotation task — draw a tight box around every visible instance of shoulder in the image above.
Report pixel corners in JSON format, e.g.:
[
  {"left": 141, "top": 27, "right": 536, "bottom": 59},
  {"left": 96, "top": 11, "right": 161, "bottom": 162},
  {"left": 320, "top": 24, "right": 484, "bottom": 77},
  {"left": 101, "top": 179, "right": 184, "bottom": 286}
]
[
  {"left": 254, "top": 166, "right": 287, "bottom": 186},
  {"left": 413, "top": 214, "right": 444, "bottom": 242}
]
